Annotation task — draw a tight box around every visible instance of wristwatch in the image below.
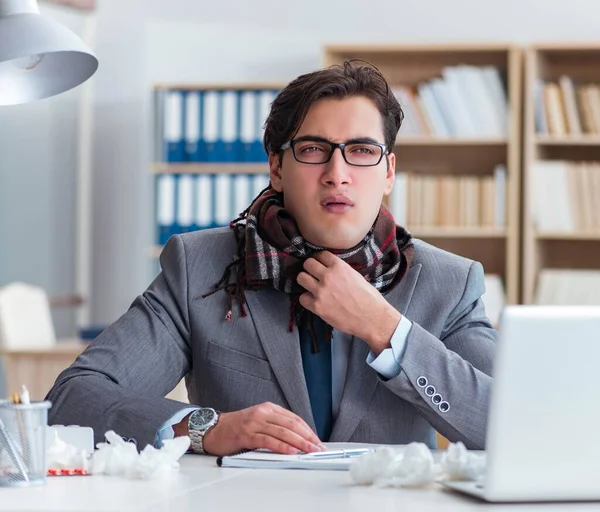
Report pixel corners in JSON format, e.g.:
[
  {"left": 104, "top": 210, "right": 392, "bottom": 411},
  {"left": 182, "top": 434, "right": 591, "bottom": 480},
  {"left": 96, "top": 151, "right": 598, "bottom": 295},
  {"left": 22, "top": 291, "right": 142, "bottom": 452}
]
[{"left": 188, "top": 407, "right": 220, "bottom": 454}]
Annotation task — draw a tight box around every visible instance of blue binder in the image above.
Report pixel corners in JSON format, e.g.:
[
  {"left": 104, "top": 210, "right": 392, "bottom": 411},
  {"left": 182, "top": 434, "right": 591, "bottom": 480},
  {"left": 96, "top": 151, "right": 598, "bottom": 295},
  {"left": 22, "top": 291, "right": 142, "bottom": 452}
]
[
  {"left": 214, "top": 173, "right": 233, "bottom": 227},
  {"left": 184, "top": 90, "right": 203, "bottom": 162},
  {"left": 163, "top": 90, "right": 185, "bottom": 162},
  {"left": 203, "top": 90, "right": 220, "bottom": 162},
  {"left": 254, "top": 90, "right": 277, "bottom": 162},
  {"left": 156, "top": 174, "right": 177, "bottom": 244},
  {"left": 194, "top": 174, "right": 213, "bottom": 230},
  {"left": 232, "top": 174, "right": 252, "bottom": 219},
  {"left": 220, "top": 90, "right": 239, "bottom": 162},
  {"left": 239, "top": 90, "right": 257, "bottom": 162},
  {"left": 177, "top": 174, "right": 195, "bottom": 234}
]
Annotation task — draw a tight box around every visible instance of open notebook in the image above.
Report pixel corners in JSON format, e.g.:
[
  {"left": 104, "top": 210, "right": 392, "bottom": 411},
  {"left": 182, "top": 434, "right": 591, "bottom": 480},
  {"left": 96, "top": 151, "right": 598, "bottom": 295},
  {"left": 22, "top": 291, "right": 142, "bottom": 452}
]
[{"left": 216, "top": 442, "right": 389, "bottom": 470}]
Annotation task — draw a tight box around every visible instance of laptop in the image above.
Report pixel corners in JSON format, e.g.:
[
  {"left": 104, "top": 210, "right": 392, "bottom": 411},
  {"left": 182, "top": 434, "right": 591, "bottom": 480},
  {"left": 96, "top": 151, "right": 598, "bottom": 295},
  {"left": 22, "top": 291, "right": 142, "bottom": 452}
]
[{"left": 443, "top": 305, "right": 600, "bottom": 502}]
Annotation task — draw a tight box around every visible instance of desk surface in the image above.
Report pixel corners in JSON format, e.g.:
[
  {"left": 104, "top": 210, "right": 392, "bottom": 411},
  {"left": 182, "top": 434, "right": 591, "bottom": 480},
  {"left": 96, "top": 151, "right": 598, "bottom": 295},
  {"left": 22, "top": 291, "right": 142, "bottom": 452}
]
[{"left": 0, "top": 455, "right": 597, "bottom": 512}]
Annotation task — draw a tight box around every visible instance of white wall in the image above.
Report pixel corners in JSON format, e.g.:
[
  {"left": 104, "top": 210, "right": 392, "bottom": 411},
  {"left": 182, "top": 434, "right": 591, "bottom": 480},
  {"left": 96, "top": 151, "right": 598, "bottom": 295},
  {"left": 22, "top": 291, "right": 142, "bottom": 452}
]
[
  {"left": 0, "top": 4, "right": 88, "bottom": 337},
  {"left": 88, "top": 0, "right": 600, "bottom": 326}
]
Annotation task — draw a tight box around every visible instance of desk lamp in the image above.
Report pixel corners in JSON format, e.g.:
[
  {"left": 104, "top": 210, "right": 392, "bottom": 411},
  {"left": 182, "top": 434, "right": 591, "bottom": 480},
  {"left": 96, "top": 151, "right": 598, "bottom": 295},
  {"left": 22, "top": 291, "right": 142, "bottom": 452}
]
[{"left": 0, "top": 0, "right": 98, "bottom": 105}]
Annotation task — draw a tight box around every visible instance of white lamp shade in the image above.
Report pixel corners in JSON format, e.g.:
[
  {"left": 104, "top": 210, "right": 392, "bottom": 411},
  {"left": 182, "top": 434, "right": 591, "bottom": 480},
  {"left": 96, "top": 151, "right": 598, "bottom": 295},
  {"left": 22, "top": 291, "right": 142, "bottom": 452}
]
[{"left": 0, "top": 12, "right": 98, "bottom": 105}]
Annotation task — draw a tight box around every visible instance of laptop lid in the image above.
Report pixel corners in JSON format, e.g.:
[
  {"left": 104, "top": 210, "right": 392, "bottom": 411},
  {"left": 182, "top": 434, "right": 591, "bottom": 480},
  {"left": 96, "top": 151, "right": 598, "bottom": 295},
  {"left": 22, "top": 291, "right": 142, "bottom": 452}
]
[{"left": 484, "top": 305, "right": 600, "bottom": 502}]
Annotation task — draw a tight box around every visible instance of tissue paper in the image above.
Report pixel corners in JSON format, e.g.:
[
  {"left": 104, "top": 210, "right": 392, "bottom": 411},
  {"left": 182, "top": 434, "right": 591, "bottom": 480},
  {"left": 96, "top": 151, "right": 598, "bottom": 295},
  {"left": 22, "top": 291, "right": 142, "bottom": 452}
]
[
  {"left": 46, "top": 431, "right": 90, "bottom": 471},
  {"left": 382, "top": 443, "right": 441, "bottom": 488},
  {"left": 350, "top": 442, "right": 486, "bottom": 488},
  {"left": 46, "top": 430, "right": 191, "bottom": 480},
  {"left": 91, "top": 431, "right": 190, "bottom": 480},
  {"left": 441, "top": 441, "right": 486, "bottom": 481}
]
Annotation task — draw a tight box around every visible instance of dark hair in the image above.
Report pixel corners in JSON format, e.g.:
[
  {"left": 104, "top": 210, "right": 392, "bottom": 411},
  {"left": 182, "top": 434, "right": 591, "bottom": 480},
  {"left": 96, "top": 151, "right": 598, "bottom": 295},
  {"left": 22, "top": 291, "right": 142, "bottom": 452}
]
[{"left": 263, "top": 59, "right": 404, "bottom": 156}]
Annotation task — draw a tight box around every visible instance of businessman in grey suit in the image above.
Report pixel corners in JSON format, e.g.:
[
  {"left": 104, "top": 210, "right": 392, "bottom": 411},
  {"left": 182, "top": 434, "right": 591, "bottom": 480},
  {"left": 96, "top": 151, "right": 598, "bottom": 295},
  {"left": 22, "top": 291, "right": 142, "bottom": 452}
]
[{"left": 47, "top": 61, "right": 496, "bottom": 457}]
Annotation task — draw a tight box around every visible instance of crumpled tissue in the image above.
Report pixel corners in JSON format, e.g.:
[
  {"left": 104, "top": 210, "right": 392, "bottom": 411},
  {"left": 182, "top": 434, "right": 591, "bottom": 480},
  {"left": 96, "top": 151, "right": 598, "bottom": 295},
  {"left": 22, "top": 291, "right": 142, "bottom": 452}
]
[
  {"left": 91, "top": 431, "right": 190, "bottom": 480},
  {"left": 441, "top": 440, "right": 486, "bottom": 481},
  {"left": 46, "top": 430, "right": 190, "bottom": 480},
  {"left": 349, "top": 441, "right": 486, "bottom": 488},
  {"left": 46, "top": 430, "right": 91, "bottom": 470}
]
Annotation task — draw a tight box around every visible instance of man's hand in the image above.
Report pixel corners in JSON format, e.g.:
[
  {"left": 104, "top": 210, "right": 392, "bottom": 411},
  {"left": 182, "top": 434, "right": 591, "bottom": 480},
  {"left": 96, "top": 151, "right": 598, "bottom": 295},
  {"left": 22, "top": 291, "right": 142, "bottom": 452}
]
[
  {"left": 178, "top": 402, "right": 325, "bottom": 457},
  {"left": 296, "top": 250, "right": 402, "bottom": 355}
]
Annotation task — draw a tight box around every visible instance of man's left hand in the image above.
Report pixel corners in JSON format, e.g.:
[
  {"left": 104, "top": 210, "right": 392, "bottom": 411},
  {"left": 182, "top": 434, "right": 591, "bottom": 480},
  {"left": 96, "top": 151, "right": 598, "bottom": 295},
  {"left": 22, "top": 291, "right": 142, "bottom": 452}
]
[{"left": 296, "top": 251, "right": 401, "bottom": 355}]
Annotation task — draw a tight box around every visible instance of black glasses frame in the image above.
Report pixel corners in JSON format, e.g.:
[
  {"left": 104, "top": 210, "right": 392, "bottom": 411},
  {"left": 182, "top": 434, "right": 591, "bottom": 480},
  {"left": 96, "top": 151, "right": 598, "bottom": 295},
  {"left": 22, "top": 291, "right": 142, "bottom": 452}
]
[{"left": 280, "top": 138, "right": 388, "bottom": 167}]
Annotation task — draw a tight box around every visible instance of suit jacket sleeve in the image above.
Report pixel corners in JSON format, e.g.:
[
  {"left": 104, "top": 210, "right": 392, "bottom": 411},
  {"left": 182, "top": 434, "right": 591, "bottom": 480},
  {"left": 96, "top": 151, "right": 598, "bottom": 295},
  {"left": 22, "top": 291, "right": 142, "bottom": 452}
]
[
  {"left": 45, "top": 235, "right": 193, "bottom": 448},
  {"left": 380, "top": 261, "right": 496, "bottom": 450}
]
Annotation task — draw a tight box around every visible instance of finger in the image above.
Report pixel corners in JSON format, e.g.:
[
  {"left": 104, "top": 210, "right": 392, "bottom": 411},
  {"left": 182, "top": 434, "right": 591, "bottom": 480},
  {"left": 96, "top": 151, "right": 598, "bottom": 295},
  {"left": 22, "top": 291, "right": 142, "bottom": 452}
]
[
  {"left": 296, "top": 271, "right": 319, "bottom": 292},
  {"left": 257, "top": 423, "right": 323, "bottom": 454},
  {"left": 303, "top": 257, "right": 328, "bottom": 279},
  {"left": 298, "top": 292, "right": 316, "bottom": 313},
  {"left": 248, "top": 433, "right": 301, "bottom": 455},
  {"left": 314, "top": 250, "right": 339, "bottom": 267},
  {"left": 269, "top": 407, "right": 323, "bottom": 446},
  {"left": 260, "top": 403, "right": 321, "bottom": 445}
]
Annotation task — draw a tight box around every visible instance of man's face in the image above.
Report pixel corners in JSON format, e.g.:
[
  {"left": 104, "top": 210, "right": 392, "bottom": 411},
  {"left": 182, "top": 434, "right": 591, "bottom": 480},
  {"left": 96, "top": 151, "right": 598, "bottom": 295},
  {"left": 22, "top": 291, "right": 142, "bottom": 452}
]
[{"left": 269, "top": 96, "right": 395, "bottom": 250}]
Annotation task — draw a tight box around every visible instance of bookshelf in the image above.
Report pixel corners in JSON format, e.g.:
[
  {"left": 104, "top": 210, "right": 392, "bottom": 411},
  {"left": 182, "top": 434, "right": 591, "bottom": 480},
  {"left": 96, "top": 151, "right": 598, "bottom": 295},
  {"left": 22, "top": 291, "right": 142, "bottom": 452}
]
[
  {"left": 152, "top": 83, "right": 285, "bottom": 250},
  {"left": 523, "top": 44, "right": 600, "bottom": 304},
  {"left": 324, "top": 44, "right": 522, "bottom": 305}
]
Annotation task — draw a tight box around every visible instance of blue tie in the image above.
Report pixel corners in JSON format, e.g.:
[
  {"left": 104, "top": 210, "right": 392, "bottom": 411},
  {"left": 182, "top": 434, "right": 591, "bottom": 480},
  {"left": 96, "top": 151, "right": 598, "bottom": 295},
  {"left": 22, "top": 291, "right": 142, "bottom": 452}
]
[{"left": 299, "top": 316, "right": 333, "bottom": 441}]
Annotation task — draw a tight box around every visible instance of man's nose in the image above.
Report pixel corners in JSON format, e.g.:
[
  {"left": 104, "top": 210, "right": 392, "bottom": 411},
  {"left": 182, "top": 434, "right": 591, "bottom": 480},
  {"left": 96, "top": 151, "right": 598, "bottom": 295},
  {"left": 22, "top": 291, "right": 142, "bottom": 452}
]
[{"left": 321, "top": 147, "right": 352, "bottom": 186}]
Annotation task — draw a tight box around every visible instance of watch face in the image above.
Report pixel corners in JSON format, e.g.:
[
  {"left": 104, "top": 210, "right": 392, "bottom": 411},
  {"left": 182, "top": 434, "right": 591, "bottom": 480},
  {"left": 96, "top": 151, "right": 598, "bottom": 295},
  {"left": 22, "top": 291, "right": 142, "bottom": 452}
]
[{"left": 190, "top": 408, "right": 216, "bottom": 430}]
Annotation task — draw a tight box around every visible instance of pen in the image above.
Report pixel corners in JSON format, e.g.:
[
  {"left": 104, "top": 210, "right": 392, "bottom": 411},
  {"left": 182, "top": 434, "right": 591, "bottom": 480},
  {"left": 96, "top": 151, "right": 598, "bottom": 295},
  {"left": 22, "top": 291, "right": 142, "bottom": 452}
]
[
  {"left": 19, "top": 386, "right": 39, "bottom": 476},
  {"left": 297, "top": 448, "right": 373, "bottom": 460},
  {"left": 0, "top": 417, "right": 29, "bottom": 483}
]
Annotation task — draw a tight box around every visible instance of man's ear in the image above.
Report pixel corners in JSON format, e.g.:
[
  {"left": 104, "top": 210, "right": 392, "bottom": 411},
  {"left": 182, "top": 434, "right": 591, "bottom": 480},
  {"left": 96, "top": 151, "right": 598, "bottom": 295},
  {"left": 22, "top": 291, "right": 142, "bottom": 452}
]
[
  {"left": 383, "top": 152, "right": 396, "bottom": 196},
  {"left": 269, "top": 152, "right": 283, "bottom": 192}
]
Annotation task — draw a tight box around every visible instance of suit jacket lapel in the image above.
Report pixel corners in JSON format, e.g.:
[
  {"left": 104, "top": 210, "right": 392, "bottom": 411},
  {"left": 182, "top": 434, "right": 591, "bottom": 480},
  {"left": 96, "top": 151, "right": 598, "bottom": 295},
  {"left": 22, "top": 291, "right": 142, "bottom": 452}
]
[
  {"left": 329, "top": 263, "right": 422, "bottom": 442},
  {"left": 244, "top": 288, "right": 316, "bottom": 432}
]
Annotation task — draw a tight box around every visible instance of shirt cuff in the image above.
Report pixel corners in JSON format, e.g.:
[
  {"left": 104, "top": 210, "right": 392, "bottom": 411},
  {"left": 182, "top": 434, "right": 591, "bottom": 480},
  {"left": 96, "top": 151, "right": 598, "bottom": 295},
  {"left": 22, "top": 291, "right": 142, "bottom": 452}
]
[
  {"left": 154, "top": 406, "right": 200, "bottom": 448},
  {"left": 366, "top": 315, "right": 412, "bottom": 379}
]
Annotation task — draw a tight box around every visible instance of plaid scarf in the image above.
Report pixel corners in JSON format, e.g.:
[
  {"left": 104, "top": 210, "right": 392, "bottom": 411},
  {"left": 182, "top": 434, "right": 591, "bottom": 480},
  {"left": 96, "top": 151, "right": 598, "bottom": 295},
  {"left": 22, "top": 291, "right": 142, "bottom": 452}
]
[{"left": 204, "top": 188, "right": 414, "bottom": 352}]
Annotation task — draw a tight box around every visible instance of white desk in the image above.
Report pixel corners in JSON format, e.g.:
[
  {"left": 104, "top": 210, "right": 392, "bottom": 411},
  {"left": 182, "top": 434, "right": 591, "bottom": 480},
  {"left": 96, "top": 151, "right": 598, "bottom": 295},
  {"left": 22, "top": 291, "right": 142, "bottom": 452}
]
[{"left": 0, "top": 455, "right": 596, "bottom": 512}]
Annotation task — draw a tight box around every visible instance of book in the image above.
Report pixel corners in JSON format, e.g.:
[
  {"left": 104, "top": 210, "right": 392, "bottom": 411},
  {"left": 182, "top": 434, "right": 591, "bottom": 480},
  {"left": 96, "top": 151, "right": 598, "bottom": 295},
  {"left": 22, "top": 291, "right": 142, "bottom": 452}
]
[{"left": 216, "top": 442, "right": 384, "bottom": 470}]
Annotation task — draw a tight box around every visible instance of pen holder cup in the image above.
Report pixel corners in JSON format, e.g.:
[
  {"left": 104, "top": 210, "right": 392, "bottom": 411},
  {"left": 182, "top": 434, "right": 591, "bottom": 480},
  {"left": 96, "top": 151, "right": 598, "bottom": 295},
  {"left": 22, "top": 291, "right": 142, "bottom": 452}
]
[{"left": 0, "top": 400, "right": 52, "bottom": 487}]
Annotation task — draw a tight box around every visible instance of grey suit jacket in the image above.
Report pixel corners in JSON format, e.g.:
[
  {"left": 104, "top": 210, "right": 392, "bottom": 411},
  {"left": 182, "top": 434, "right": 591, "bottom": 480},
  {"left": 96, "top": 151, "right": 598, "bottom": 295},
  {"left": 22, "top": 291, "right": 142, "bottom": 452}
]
[{"left": 46, "top": 228, "right": 496, "bottom": 450}]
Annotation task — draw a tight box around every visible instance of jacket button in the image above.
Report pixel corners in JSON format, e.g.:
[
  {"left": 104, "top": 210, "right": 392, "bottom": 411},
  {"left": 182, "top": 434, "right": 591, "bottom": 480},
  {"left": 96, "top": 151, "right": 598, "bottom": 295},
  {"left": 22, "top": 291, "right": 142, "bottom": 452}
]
[
  {"left": 432, "top": 393, "right": 442, "bottom": 405},
  {"left": 417, "top": 376, "right": 428, "bottom": 388},
  {"left": 425, "top": 385, "right": 436, "bottom": 397},
  {"left": 439, "top": 401, "right": 450, "bottom": 413}
]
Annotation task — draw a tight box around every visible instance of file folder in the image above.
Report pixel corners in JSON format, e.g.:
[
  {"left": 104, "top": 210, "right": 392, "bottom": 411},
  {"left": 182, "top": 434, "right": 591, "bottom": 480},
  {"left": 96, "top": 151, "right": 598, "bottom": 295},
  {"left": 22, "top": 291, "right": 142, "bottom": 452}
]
[
  {"left": 163, "top": 91, "right": 185, "bottom": 162},
  {"left": 156, "top": 174, "right": 176, "bottom": 244},
  {"left": 240, "top": 90, "right": 258, "bottom": 162},
  {"left": 195, "top": 174, "right": 213, "bottom": 230},
  {"left": 203, "top": 90, "right": 220, "bottom": 162},
  {"left": 214, "top": 174, "right": 233, "bottom": 227},
  {"left": 177, "top": 174, "right": 195, "bottom": 233},
  {"left": 184, "top": 91, "right": 203, "bottom": 162},
  {"left": 221, "top": 90, "right": 239, "bottom": 162}
]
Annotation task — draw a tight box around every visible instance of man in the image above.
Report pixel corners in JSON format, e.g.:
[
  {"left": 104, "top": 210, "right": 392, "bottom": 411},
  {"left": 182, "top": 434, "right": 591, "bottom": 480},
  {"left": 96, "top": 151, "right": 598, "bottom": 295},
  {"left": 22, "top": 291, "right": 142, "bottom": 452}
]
[{"left": 47, "top": 61, "right": 496, "bottom": 457}]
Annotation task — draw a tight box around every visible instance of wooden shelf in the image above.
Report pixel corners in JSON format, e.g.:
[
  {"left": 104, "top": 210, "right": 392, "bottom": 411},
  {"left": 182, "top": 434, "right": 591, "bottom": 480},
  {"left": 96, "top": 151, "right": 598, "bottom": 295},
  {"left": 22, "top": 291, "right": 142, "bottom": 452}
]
[
  {"left": 411, "top": 227, "right": 506, "bottom": 238},
  {"left": 153, "top": 83, "right": 284, "bottom": 92},
  {"left": 536, "top": 232, "right": 600, "bottom": 241},
  {"left": 153, "top": 163, "right": 268, "bottom": 175},
  {"left": 522, "top": 44, "right": 600, "bottom": 304},
  {"left": 395, "top": 137, "right": 507, "bottom": 146},
  {"left": 0, "top": 339, "right": 85, "bottom": 356},
  {"left": 535, "top": 135, "right": 600, "bottom": 146}
]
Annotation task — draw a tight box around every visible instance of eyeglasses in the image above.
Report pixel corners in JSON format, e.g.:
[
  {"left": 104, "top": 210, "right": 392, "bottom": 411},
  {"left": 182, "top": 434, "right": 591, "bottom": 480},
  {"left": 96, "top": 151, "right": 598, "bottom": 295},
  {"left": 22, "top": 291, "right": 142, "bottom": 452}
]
[{"left": 280, "top": 137, "right": 388, "bottom": 167}]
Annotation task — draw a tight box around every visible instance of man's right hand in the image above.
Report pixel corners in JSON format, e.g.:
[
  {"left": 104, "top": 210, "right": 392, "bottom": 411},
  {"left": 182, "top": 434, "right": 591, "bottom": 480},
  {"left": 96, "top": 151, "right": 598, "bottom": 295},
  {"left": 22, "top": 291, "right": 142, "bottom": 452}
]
[{"left": 202, "top": 402, "right": 326, "bottom": 457}]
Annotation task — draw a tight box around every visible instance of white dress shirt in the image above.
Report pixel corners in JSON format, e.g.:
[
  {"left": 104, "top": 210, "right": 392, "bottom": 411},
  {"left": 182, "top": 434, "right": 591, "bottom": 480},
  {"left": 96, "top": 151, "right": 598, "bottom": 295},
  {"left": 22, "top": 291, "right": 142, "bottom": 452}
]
[{"left": 155, "top": 316, "right": 413, "bottom": 446}]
